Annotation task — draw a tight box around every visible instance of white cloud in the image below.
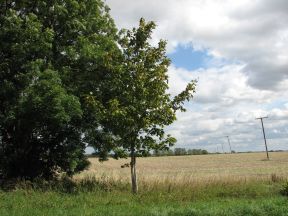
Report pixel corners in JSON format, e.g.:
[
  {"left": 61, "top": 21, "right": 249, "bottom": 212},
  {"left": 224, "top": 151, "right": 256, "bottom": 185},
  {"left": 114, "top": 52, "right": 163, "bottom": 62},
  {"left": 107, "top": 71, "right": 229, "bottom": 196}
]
[
  {"left": 166, "top": 63, "right": 288, "bottom": 152},
  {"left": 168, "top": 64, "right": 278, "bottom": 106},
  {"left": 106, "top": 0, "right": 288, "bottom": 89},
  {"left": 105, "top": 0, "right": 288, "bottom": 152}
]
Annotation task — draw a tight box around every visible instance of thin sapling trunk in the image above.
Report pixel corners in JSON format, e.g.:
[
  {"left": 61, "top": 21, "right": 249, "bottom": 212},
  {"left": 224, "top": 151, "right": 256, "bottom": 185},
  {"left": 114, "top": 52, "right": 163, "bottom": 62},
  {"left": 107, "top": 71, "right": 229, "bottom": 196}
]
[{"left": 130, "top": 147, "right": 138, "bottom": 194}]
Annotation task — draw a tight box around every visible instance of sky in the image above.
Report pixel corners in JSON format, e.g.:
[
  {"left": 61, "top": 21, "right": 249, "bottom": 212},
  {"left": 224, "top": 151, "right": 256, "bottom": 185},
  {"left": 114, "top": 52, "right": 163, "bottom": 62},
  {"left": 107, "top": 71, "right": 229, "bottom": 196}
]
[{"left": 105, "top": 0, "right": 288, "bottom": 153}]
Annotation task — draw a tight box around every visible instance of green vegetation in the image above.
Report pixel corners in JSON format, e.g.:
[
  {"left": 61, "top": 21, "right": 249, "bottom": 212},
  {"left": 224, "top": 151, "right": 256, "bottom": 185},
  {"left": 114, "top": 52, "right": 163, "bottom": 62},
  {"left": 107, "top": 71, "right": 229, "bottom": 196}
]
[
  {"left": 0, "top": 1, "right": 287, "bottom": 215},
  {"left": 0, "top": 1, "right": 195, "bottom": 190},
  {"left": 153, "top": 148, "right": 209, "bottom": 156},
  {"left": 94, "top": 18, "right": 196, "bottom": 193},
  {"left": 0, "top": 178, "right": 287, "bottom": 216},
  {"left": 1, "top": 192, "right": 287, "bottom": 216},
  {"left": 280, "top": 182, "right": 288, "bottom": 196},
  {"left": 1, "top": 153, "right": 288, "bottom": 215},
  {"left": 0, "top": 0, "right": 119, "bottom": 179}
]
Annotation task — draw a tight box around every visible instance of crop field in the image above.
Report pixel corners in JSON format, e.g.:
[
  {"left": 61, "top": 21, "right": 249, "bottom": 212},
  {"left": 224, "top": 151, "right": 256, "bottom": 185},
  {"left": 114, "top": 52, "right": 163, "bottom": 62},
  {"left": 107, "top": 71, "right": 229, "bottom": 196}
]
[
  {"left": 1, "top": 152, "right": 288, "bottom": 216},
  {"left": 77, "top": 152, "right": 288, "bottom": 186}
]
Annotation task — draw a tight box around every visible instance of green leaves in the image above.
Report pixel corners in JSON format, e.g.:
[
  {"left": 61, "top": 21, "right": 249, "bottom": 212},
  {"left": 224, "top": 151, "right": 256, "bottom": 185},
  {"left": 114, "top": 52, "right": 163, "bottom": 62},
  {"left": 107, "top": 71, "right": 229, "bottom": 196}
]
[
  {"left": 0, "top": 1, "right": 196, "bottom": 181},
  {"left": 172, "top": 81, "right": 197, "bottom": 111},
  {"left": 0, "top": 0, "right": 119, "bottom": 179},
  {"left": 19, "top": 65, "right": 82, "bottom": 128},
  {"left": 94, "top": 18, "right": 196, "bottom": 160}
]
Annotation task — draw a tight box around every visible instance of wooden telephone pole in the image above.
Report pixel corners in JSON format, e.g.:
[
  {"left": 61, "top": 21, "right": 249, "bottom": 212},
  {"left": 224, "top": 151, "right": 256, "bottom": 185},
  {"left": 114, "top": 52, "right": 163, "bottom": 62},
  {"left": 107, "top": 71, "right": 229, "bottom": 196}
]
[{"left": 256, "top": 116, "right": 269, "bottom": 160}]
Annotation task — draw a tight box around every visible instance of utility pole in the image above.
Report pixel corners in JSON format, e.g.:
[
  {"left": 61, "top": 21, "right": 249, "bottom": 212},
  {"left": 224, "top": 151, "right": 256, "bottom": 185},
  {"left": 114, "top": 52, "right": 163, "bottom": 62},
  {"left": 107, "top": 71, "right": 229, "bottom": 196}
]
[
  {"left": 221, "top": 143, "right": 225, "bottom": 154},
  {"left": 256, "top": 116, "right": 269, "bottom": 160},
  {"left": 225, "top": 136, "right": 232, "bottom": 153}
]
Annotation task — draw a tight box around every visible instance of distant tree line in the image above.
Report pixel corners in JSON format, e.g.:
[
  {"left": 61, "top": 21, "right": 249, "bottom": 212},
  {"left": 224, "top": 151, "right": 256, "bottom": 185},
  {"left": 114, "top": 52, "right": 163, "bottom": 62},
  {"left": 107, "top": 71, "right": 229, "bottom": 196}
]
[
  {"left": 153, "top": 148, "right": 209, "bottom": 156},
  {"left": 91, "top": 148, "right": 209, "bottom": 158}
]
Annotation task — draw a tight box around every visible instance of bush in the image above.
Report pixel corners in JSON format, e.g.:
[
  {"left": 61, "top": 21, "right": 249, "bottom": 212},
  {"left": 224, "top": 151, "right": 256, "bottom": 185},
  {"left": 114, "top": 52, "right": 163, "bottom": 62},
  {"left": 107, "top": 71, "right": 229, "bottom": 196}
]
[{"left": 280, "top": 182, "right": 288, "bottom": 196}]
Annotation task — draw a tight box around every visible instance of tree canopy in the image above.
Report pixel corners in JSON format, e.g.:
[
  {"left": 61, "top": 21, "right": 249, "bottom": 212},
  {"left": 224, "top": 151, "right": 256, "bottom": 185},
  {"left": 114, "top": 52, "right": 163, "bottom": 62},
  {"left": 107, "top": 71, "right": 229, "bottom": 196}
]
[
  {"left": 0, "top": 1, "right": 196, "bottom": 188},
  {"left": 0, "top": 0, "right": 120, "bottom": 179}
]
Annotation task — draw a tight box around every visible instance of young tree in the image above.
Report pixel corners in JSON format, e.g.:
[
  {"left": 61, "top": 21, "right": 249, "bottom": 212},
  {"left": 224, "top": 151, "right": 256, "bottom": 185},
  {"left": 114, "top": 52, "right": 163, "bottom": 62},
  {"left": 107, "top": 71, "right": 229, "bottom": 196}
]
[
  {"left": 0, "top": 0, "right": 120, "bottom": 179},
  {"left": 93, "top": 18, "right": 196, "bottom": 193}
]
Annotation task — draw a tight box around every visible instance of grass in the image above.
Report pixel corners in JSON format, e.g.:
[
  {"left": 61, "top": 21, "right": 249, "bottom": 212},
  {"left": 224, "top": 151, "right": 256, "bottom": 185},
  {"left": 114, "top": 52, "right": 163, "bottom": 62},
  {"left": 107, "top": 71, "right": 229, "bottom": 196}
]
[
  {"left": 1, "top": 152, "right": 288, "bottom": 215},
  {"left": 0, "top": 188, "right": 287, "bottom": 216}
]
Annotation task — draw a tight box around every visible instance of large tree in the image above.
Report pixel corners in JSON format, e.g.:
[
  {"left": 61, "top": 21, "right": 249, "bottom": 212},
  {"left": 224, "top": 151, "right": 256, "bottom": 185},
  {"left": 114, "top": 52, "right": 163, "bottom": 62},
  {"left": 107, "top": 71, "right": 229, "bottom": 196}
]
[
  {"left": 92, "top": 19, "right": 196, "bottom": 193},
  {"left": 0, "top": 0, "right": 120, "bottom": 179}
]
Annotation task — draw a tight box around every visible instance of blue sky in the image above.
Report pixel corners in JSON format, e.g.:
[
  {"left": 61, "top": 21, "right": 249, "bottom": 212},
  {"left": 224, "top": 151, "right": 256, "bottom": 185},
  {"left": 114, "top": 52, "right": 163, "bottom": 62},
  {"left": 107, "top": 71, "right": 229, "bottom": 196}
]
[{"left": 168, "top": 46, "right": 209, "bottom": 70}]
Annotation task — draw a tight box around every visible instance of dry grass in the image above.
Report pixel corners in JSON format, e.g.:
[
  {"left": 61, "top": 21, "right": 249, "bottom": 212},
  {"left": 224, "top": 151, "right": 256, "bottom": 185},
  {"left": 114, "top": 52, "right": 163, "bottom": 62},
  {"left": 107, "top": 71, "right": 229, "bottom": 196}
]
[{"left": 76, "top": 152, "right": 288, "bottom": 188}]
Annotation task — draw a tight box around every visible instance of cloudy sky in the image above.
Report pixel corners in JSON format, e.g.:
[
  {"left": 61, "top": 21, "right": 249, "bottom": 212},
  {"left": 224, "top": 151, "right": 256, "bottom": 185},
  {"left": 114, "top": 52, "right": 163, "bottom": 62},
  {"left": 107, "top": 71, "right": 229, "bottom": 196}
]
[{"left": 105, "top": 0, "right": 288, "bottom": 153}]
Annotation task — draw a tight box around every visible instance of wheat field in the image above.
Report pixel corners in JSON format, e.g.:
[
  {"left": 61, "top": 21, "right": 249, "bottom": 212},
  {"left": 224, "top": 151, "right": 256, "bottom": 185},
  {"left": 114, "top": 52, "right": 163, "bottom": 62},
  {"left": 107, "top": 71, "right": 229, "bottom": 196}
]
[{"left": 76, "top": 152, "right": 288, "bottom": 186}]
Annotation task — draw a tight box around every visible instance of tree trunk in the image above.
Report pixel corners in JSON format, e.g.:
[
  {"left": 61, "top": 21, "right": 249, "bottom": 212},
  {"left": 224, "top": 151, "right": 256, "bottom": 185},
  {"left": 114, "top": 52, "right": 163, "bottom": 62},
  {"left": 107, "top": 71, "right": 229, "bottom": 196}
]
[{"left": 130, "top": 147, "right": 138, "bottom": 194}]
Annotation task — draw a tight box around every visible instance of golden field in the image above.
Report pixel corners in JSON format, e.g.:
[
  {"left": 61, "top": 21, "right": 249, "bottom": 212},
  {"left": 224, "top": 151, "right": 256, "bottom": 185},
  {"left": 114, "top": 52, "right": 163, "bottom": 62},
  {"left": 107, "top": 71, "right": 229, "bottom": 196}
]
[{"left": 76, "top": 152, "right": 288, "bottom": 186}]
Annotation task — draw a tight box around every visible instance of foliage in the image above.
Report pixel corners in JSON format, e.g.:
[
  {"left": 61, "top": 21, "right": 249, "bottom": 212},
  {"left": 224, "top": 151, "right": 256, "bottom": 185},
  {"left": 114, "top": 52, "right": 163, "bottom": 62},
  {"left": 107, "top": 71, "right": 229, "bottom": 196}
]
[
  {"left": 90, "top": 18, "right": 196, "bottom": 193},
  {"left": 0, "top": 178, "right": 286, "bottom": 216},
  {"left": 153, "top": 149, "right": 174, "bottom": 156},
  {"left": 0, "top": 0, "right": 119, "bottom": 179},
  {"left": 188, "top": 149, "right": 208, "bottom": 155},
  {"left": 280, "top": 182, "right": 288, "bottom": 196},
  {"left": 154, "top": 148, "right": 209, "bottom": 156},
  {"left": 174, "top": 148, "right": 187, "bottom": 156}
]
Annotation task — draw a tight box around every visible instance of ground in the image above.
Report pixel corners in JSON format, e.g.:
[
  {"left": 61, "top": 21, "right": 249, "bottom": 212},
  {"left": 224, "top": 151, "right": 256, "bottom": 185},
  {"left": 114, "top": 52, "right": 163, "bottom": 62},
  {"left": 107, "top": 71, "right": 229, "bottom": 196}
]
[
  {"left": 1, "top": 152, "right": 288, "bottom": 216},
  {"left": 77, "top": 152, "right": 288, "bottom": 184}
]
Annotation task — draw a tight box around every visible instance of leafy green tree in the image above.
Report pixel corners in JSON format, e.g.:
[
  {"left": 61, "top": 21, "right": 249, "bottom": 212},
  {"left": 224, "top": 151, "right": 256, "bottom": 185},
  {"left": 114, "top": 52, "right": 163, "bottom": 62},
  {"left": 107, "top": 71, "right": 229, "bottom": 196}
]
[
  {"left": 94, "top": 18, "right": 196, "bottom": 193},
  {"left": 0, "top": 0, "right": 120, "bottom": 179},
  {"left": 175, "top": 148, "right": 187, "bottom": 156},
  {"left": 153, "top": 149, "right": 174, "bottom": 156},
  {"left": 187, "top": 149, "right": 209, "bottom": 155},
  {"left": 201, "top": 149, "right": 208, "bottom": 155}
]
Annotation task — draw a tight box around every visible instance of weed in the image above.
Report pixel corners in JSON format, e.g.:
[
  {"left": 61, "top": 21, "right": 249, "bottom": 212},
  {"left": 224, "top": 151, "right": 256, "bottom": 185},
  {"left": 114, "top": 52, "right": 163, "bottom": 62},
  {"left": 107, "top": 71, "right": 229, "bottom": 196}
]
[{"left": 280, "top": 182, "right": 288, "bottom": 196}]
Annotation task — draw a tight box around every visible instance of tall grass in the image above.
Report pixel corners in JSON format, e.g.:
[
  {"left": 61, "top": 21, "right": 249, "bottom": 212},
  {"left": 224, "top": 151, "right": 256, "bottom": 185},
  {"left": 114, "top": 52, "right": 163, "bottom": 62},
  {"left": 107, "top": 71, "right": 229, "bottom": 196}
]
[
  {"left": 0, "top": 175, "right": 287, "bottom": 216},
  {"left": 1, "top": 173, "right": 285, "bottom": 201}
]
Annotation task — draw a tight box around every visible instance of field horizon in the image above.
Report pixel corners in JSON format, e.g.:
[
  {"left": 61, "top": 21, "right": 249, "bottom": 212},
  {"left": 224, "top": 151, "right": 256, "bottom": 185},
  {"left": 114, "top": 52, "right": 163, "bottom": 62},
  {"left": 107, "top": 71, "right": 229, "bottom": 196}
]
[{"left": 77, "top": 152, "right": 288, "bottom": 186}]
